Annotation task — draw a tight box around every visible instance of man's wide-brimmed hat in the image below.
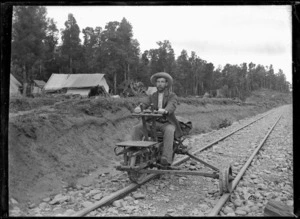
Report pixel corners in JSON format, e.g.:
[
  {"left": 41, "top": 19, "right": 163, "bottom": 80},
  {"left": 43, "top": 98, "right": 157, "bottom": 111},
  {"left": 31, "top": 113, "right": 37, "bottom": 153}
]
[{"left": 150, "top": 72, "right": 173, "bottom": 87}]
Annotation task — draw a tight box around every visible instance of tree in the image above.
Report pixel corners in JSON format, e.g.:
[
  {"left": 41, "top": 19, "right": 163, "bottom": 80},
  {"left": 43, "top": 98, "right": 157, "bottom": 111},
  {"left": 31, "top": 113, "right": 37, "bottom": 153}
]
[
  {"left": 97, "top": 18, "right": 140, "bottom": 94},
  {"left": 247, "top": 62, "right": 256, "bottom": 91},
  {"left": 174, "top": 50, "right": 191, "bottom": 95},
  {"left": 275, "top": 69, "right": 289, "bottom": 92},
  {"left": 12, "top": 6, "right": 48, "bottom": 96},
  {"left": 119, "top": 18, "right": 140, "bottom": 81},
  {"left": 212, "top": 66, "right": 223, "bottom": 95},
  {"left": 253, "top": 64, "right": 266, "bottom": 89},
  {"left": 83, "top": 27, "right": 98, "bottom": 47},
  {"left": 237, "top": 63, "right": 249, "bottom": 100},
  {"left": 100, "top": 21, "right": 127, "bottom": 94},
  {"left": 189, "top": 52, "right": 206, "bottom": 95},
  {"left": 222, "top": 64, "right": 241, "bottom": 97},
  {"left": 134, "top": 50, "right": 151, "bottom": 86},
  {"left": 266, "top": 64, "right": 276, "bottom": 90},
  {"left": 82, "top": 26, "right": 102, "bottom": 72},
  {"left": 61, "top": 13, "right": 82, "bottom": 73},
  {"left": 202, "top": 62, "right": 215, "bottom": 94},
  {"left": 117, "top": 18, "right": 136, "bottom": 81},
  {"left": 149, "top": 40, "right": 176, "bottom": 74},
  {"left": 42, "top": 18, "right": 59, "bottom": 81},
  {"left": 127, "top": 38, "right": 140, "bottom": 80}
]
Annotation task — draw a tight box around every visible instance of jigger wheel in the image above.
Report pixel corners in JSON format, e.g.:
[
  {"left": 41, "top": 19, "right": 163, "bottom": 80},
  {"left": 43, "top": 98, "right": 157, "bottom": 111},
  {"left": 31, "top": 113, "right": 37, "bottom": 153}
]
[
  {"left": 127, "top": 156, "right": 147, "bottom": 184},
  {"left": 219, "top": 165, "right": 233, "bottom": 195}
]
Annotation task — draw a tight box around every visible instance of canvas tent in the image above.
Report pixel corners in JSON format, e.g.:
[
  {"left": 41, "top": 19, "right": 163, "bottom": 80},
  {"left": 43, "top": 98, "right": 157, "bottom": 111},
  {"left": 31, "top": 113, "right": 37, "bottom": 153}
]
[
  {"left": 44, "top": 73, "right": 109, "bottom": 97},
  {"left": 10, "top": 74, "right": 22, "bottom": 96},
  {"left": 65, "top": 88, "right": 90, "bottom": 97},
  {"left": 32, "top": 80, "right": 46, "bottom": 94},
  {"left": 43, "top": 74, "right": 69, "bottom": 91},
  {"left": 146, "top": 87, "right": 157, "bottom": 96}
]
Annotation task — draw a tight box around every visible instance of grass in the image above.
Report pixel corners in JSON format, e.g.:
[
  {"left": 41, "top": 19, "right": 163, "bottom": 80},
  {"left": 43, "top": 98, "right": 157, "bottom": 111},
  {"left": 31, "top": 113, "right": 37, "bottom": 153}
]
[
  {"left": 8, "top": 88, "right": 291, "bottom": 208},
  {"left": 9, "top": 94, "right": 242, "bottom": 114},
  {"left": 9, "top": 97, "right": 59, "bottom": 113},
  {"left": 177, "top": 106, "right": 256, "bottom": 134},
  {"left": 9, "top": 89, "right": 291, "bottom": 118}
]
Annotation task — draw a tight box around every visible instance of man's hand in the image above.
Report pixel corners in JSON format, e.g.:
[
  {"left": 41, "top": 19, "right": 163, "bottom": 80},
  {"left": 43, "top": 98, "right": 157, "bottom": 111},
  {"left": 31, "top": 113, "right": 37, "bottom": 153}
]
[
  {"left": 157, "top": 108, "right": 168, "bottom": 115},
  {"left": 134, "top": 106, "right": 141, "bottom": 113}
]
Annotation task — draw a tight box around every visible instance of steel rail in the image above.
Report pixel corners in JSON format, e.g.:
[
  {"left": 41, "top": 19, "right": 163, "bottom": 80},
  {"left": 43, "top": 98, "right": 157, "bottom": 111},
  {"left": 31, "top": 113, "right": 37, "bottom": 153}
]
[
  {"left": 128, "top": 168, "right": 220, "bottom": 178},
  {"left": 71, "top": 111, "right": 273, "bottom": 217},
  {"left": 208, "top": 114, "right": 282, "bottom": 216}
]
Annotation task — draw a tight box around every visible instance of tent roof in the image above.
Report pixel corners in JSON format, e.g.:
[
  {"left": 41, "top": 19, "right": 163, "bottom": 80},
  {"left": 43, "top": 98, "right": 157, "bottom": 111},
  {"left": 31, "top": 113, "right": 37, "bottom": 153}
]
[
  {"left": 44, "top": 74, "right": 69, "bottom": 90},
  {"left": 10, "top": 74, "right": 21, "bottom": 95},
  {"left": 33, "top": 80, "right": 46, "bottom": 88},
  {"left": 63, "top": 74, "right": 106, "bottom": 88},
  {"left": 10, "top": 81, "right": 20, "bottom": 94},
  {"left": 146, "top": 86, "right": 157, "bottom": 95},
  {"left": 44, "top": 73, "right": 107, "bottom": 91},
  {"left": 10, "top": 74, "right": 21, "bottom": 87}
]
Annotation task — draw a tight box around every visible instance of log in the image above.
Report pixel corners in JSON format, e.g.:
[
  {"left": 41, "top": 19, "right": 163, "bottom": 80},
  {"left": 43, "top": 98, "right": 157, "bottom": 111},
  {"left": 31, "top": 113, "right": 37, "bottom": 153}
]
[{"left": 264, "top": 200, "right": 294, "bottom": 217}]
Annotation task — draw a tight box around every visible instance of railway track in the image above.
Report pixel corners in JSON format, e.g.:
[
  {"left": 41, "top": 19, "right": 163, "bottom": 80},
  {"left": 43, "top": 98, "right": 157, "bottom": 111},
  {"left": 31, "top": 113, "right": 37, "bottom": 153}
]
[
  {"left": 208, "top": 114, "right": 282, "bottom": 216},
  {"left": 69, "top": 109, "right": 287, "bottom": 217}
]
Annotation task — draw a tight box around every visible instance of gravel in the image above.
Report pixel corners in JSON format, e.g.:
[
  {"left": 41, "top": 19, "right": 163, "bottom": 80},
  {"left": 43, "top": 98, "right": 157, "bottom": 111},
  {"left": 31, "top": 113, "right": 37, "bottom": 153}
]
[{"left": 10, "top": 105, "right": 292, "bottom": 216}]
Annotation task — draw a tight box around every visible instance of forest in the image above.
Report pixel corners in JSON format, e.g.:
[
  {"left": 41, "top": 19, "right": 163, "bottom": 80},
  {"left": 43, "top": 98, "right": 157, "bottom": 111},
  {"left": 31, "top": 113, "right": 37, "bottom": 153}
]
[{"left": 11, "top": 6, "right": 291, "bottom": 99}]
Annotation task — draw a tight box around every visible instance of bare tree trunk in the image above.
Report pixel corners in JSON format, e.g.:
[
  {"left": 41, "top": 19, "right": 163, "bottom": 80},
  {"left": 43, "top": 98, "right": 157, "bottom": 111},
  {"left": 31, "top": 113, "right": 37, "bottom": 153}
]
[
  {"left": 114, "top": 72, "right": 117, "bottom": 95},
  {"left": 40, "top": 61, "right": 42, "bottom": 76},
  {"left": 124, "top": 62, "right": 127, "bottom": 81},
  {"left": 127, "top": 64, "right": 130, "bottom": 81},
  {"left": 194, "top": 75, "right": 197, "bottom": 95},
  {"left": 194, "top": 74, "right": 197, "bottom": 95},
  {"left": 69, "top": 57, "right": 72, "bottom": 73},
  {"left": 22, "top": 65, "right": 27, "bottom": 97},
  {"left": 236, "top": 86, "right": 240, "bottom": 98}
]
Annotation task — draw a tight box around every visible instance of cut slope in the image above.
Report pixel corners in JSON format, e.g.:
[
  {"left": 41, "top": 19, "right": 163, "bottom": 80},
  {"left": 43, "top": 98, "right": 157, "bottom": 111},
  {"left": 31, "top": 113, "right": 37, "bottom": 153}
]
[{"left": 8, "top": 89, "right": 291, "bottom": 208}]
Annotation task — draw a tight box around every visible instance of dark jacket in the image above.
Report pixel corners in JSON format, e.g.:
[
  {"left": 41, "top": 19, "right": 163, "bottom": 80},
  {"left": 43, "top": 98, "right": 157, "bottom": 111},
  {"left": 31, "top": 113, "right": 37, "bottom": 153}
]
[{"left": 141, "top": 90, "right": 183, "bottom": 138}]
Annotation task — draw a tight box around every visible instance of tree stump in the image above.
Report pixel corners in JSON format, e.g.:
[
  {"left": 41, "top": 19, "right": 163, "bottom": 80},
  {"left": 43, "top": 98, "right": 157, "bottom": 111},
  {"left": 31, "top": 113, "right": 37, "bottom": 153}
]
[{"left": 264, "top": 200, "right": 294, "bottom": 217}]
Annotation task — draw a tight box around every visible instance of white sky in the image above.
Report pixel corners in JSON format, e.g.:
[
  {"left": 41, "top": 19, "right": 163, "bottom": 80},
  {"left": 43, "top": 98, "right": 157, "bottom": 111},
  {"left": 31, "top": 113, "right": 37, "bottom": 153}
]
[{"left": 46, "top": 5, "right": 292, "bottom": 83}]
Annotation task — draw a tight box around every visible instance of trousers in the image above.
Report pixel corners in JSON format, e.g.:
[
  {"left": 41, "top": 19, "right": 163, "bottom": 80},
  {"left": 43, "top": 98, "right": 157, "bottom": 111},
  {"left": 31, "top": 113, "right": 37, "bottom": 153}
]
[{"left": 131, "top": 122, "right": 175, "bottom": 164}]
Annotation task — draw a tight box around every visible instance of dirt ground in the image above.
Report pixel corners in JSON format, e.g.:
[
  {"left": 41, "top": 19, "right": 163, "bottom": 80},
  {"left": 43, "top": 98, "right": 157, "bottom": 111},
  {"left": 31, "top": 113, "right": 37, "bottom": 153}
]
[{"left": 8, "top": 89, "right": 291, "bottom": 210}]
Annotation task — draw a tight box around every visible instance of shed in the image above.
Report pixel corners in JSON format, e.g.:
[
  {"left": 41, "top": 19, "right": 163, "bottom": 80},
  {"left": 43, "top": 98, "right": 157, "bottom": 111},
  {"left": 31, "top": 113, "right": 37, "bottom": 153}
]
[
  {"left": 32, "top": 80, "right": 46, "bottom": 94},
  {"left": 146, "top": 87, "right": 157, "bottom": 96},
  {"left": 10, "top": 74, "right": 22, "bottom": 96},
  {"left": 44, "top": 73, "right": 109, "bottom": 96}
]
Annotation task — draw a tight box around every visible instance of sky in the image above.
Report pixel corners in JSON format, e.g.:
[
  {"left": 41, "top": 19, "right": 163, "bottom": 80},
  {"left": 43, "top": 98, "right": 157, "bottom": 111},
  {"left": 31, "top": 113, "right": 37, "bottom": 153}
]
[{"left": 45, "top": 5, "right": 292, "bottom": 83}]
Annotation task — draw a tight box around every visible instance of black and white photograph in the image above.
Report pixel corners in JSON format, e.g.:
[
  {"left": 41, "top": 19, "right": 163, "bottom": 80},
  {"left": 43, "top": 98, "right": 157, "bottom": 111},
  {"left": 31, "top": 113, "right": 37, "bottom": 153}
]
[{"left": 4, "top": 3, "right": 295, "bottom": 217}]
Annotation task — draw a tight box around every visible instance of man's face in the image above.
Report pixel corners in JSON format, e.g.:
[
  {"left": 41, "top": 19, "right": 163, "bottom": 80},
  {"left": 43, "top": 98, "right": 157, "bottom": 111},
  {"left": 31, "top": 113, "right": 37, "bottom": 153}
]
[{"left": 156, "top": 77, "right": 168, "bottom": 92}]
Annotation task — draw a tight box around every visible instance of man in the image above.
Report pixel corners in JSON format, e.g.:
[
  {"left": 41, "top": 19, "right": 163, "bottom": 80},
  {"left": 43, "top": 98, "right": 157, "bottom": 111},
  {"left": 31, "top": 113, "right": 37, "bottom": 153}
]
[{"left": 131, "top": 72, "right": 183, "bottom": 168}]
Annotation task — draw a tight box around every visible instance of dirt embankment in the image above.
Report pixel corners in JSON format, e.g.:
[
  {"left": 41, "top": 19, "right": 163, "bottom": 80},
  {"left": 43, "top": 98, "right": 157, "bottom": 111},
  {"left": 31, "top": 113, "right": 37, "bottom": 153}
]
[{"left": 8, "top": 89, "right": 291, "bottom": 208}]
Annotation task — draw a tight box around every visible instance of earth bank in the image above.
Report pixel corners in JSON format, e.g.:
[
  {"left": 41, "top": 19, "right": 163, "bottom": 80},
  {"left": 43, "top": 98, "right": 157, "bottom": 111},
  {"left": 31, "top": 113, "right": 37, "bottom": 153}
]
[{"left": 8, "top": 88, "right": 291, "bottom": 210}]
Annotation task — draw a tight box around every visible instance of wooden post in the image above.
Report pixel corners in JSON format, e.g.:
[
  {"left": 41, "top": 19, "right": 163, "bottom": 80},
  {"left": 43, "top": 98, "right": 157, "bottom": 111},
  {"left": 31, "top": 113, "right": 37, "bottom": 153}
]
[{"left": 264, "top": 200, "right": 293, "bottom": 217}]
